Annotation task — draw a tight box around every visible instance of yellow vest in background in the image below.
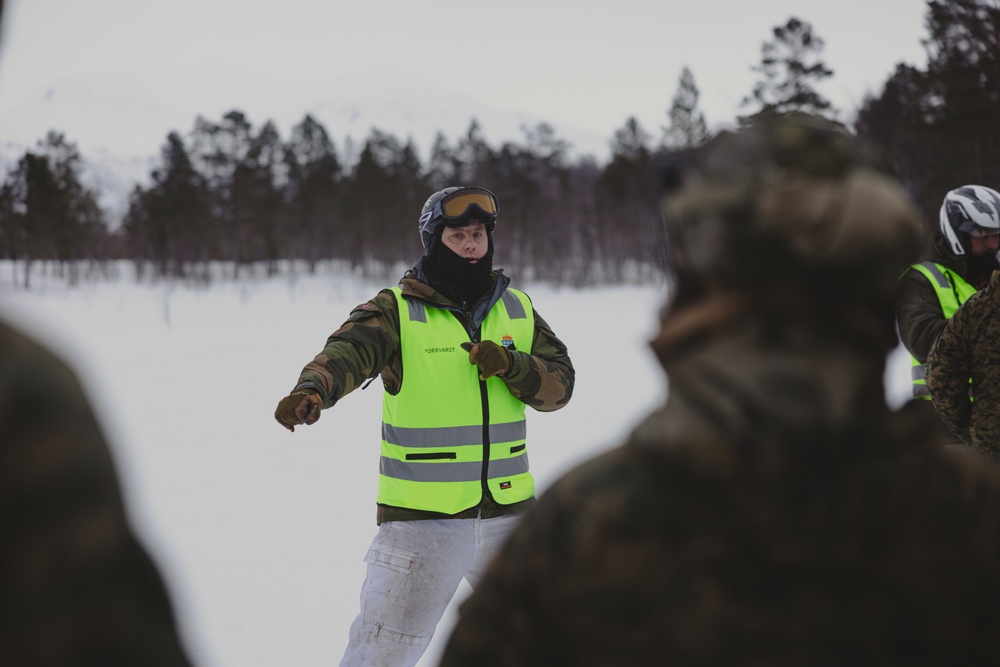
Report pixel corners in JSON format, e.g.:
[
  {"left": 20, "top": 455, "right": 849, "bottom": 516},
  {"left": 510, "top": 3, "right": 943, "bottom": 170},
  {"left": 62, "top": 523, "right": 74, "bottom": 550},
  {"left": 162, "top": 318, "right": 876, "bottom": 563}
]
[{"left": 908, "top": 261, "right": 977, "bottom": 400}]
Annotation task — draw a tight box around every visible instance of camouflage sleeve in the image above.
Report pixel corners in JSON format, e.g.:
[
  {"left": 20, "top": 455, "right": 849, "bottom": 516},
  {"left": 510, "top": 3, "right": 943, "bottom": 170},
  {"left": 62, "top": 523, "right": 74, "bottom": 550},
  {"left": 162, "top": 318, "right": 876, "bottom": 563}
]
[
  {"left": 926, "top": 300, "right": 974, "bottom": 444},
  {"left": 440, "top": 459, "right": 590, "bottom": 666},
  {"left": 440, "top": 445, "right": 658, "bottom": 666},
  {"left": 292, "top": 289, "right": 401, "bottom": 408},
  {"left": 502, "top": 308, "right": 575, "bottom": 412},
  {"left": 0, "top": 322, "right": 192, "bottom": 666}
]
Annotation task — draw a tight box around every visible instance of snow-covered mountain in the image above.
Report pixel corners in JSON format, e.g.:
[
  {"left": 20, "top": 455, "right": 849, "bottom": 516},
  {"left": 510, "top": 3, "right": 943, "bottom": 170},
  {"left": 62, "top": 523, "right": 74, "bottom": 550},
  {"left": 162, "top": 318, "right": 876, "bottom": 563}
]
[{"left": 0, "top": 67, "right": 613, "bottom": 227}]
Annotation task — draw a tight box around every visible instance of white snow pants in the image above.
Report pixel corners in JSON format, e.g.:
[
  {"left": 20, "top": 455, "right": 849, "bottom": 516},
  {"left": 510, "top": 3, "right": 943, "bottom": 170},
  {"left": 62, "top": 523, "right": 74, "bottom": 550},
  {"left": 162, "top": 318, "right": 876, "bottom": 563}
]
[{"left": 339, "top": 513, "right": 522, "bottom": 667}]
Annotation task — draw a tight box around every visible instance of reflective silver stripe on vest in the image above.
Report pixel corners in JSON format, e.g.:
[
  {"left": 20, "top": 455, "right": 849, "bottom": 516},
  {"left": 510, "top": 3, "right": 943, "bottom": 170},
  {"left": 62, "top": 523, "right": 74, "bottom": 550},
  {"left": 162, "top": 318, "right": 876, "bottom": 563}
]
[
  {"left": 501, "top": 291, "right": 527, "bottom": 319},
  {"left": 913, "top": 384, "right": 931, "bottom": 398},
  {"left": 380, "top": 453, "right": 530, "bottom": 482},
  {"left": 382, "top": 421, "right": 527, "bottom": 448},
  {"left": 407, "top": 299, "right": 427, "bottom": 323},
  {"left": 918, "top": 261, "right": 951, "bottom": 289},
  {"left": 911, "top": 365, "right": 927, "bottom": 381}
]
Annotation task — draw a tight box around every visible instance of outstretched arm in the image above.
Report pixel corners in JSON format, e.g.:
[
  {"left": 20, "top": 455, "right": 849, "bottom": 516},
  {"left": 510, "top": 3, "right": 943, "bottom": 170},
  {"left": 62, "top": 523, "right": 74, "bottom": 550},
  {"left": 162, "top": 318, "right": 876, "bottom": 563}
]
[{"left": 274, "top": 290, "right": 400, "bottom": 430}]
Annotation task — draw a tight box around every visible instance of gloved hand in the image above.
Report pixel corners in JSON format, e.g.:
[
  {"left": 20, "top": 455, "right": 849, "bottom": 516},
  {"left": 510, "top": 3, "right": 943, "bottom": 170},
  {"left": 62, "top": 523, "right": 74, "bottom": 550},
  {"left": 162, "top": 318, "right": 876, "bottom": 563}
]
[
  {"left": 274, "top": 391, "right": 323, "bottom": 432},
  {"left": 461, "top": 340, "right": 512, "bottom": 380}
]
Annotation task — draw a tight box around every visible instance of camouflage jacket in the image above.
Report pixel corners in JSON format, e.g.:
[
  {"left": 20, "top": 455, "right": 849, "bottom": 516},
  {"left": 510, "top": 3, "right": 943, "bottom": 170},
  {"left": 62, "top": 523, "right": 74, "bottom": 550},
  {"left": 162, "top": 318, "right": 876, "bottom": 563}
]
[
  {"left": 0, "top": 319, "right": 192, "bottom": 666},
  {"left": 926, "top": 269, "right": 1000, "bottom": 459},
  {"left": 290, "top": 264, "right": 575, "bottom": 523},
  {"left": 440, "top": 294, "right": 1000, "bottom": 666}
]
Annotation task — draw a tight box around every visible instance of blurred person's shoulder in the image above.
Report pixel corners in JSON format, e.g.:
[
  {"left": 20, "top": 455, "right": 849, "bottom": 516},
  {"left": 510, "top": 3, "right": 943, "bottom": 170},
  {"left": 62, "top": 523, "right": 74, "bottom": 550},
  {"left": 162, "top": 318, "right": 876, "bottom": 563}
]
[{"left": 0, "top": 316, "right": 79, "bottom": 388}]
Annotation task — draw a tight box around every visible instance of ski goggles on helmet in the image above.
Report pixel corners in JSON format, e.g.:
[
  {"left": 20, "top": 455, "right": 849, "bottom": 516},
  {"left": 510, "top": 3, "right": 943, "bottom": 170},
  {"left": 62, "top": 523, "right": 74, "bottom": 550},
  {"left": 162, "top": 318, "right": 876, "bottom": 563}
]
[{"left": 437, "top": 187, "right": 499, "bottom": 229}]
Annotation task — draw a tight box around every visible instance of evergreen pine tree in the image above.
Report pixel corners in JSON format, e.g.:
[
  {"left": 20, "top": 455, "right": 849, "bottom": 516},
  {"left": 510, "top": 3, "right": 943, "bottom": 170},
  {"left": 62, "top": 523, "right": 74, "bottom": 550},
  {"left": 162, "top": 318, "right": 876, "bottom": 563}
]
[
  {"left": 662, "top": 67, "right": 709, "bottom": 150},
  {"left": 741, "top": 17, "right": 836, "bottom": 121}
]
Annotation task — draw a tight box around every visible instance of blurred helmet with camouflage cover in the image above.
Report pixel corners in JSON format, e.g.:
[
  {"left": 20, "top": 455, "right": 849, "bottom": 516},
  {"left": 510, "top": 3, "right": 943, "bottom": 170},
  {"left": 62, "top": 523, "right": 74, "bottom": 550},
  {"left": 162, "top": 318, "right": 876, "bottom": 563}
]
[{"left": 660, "top": 113, "right": 923, "bottom": 347}]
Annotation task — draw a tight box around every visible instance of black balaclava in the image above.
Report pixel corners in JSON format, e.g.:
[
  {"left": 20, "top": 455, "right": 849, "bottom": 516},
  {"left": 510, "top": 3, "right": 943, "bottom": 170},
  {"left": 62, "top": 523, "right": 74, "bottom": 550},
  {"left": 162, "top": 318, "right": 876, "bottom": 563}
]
[
  {"left": 967, "top": 250, "right": 999, "bottom": 288},
  {"left": 422, "top": 226, "right": 495, "bottom": 305}
]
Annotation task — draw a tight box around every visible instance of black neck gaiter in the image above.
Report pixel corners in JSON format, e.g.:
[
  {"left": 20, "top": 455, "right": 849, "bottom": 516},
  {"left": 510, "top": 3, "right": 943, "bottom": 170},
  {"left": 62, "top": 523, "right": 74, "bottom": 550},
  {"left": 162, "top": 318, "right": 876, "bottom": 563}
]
[
  {"left": 967, "top": 252, "right": 999, "bottom": 289},
  {"left": 423, "top": 233, "right": 495, "bottom": 305}
]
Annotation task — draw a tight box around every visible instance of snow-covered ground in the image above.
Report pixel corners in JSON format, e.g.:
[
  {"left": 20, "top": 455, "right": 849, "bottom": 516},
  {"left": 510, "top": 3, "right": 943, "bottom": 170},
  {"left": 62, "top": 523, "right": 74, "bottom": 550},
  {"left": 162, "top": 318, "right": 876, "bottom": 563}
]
[{"left": 0, "top": 261, "right": 913, "bottom": 666}]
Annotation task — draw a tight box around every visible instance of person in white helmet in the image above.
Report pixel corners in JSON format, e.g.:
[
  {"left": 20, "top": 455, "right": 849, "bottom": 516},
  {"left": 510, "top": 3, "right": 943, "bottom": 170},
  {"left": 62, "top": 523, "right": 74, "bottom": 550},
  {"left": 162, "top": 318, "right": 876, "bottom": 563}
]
[{"left": 895, "top": 185, "right": 1000, "bottom": 445}]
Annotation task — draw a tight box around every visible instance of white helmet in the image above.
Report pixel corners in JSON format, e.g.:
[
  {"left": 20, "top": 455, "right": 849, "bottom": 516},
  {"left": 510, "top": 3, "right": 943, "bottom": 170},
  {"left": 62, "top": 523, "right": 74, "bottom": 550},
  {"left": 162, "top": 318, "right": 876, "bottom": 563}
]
[{"left": 939, "top": 185, "right": 1000, "bottom": 256}]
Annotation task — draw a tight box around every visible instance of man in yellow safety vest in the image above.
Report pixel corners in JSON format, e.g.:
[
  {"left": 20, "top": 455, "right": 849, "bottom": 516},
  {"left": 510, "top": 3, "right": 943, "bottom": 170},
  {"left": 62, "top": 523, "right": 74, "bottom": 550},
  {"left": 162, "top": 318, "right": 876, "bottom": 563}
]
[{"left": 274, "top": 186, "right": 574, "bottom": 666}]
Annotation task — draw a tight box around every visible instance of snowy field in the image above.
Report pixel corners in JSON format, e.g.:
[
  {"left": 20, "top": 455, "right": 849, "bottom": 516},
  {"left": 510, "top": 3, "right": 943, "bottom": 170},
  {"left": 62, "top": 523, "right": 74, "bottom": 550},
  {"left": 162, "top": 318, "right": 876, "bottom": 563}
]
[{"left": 0, "top": 261, "right": 913, "bottom": 666}]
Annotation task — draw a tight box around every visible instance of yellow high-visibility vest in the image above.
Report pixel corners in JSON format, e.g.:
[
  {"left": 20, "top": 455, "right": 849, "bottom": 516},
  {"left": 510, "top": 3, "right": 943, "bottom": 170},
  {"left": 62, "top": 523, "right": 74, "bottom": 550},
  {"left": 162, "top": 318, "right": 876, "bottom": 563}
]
[
  {"left": 378, "top": 286, "right": 536, "bottom": 514},
  {"left": 907, "top": 261, "right": 977, "bottom": 399}
]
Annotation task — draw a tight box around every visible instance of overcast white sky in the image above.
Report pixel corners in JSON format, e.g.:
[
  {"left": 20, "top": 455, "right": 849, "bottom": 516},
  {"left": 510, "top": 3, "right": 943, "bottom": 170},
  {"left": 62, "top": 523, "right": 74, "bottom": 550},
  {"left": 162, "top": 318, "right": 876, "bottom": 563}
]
[{"left": 0, "top": 0, "right": 929, "bottom": 162}]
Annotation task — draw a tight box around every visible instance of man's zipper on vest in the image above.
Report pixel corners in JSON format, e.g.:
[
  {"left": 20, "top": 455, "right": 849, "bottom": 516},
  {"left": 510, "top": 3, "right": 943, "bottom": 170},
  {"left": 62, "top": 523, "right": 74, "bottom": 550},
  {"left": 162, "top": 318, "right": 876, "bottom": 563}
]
[
  {"left": 459, "top": 300, "right": 477, "bottom": 339},
  {"left": 472, "top": 320, "right": 492, "bottom": 501},
  {"left": 479, "top": 376, "right": 493, "bottom": 500},
  {"left": 405, "top": 452, "right": 457, "bottom": 461}
]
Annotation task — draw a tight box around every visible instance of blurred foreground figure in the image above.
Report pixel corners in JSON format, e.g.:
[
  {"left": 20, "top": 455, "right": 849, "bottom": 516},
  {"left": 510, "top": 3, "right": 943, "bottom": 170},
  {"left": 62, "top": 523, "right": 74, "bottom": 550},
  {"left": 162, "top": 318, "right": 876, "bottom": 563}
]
[
  {"left": 0, "top": 2, "right": 191, "bottom": 664},
  {"left": 439, "top": 114, "right": 1000, "bottom": 666},
  {"left": 0, "top": 321, "right": 194, "bottom": 665}
]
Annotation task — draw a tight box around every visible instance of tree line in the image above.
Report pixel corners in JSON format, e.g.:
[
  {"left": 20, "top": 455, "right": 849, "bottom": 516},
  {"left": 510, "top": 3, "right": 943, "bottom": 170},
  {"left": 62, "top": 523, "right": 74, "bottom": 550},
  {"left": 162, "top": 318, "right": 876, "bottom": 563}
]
[
  {"left": 1, "top": 0, "right": 996, "bottom": 286},
  {"left": 0, "top": 113, "right": 671, "bottom": 286},
  {"left": 855, "top": 0, "right": 1000, "bottom": 218}
]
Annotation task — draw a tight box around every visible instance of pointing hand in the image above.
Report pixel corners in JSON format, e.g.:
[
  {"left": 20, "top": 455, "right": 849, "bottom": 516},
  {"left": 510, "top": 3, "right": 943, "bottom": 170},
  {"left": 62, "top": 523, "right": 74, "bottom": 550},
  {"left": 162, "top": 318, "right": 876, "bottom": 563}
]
[
  {"left": 461, "top": 340, "right": 512, "bottom": 380},
  {"left": 274, "top": 391, "right": 323, "bottom": 432}
]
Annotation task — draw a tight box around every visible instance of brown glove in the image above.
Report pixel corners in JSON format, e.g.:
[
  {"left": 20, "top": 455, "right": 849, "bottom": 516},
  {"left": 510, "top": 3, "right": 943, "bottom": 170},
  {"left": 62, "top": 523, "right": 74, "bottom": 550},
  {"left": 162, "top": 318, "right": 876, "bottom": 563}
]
[
  {"left": 461, "top": 340, "right": 512, "bottom": 380},
  {"left": 274, "top": 391, "right": 323, "bottom": 432}
]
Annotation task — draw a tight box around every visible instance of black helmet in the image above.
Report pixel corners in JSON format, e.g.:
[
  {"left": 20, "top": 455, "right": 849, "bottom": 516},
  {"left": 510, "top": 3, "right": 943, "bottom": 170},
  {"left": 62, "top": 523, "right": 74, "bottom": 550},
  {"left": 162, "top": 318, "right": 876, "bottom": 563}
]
[
  {"left": 418, "top": 186, "right": 499, "bottom": 255},
  {"left": 939, "top": 185, "right": 1000, "bottom": 256}
]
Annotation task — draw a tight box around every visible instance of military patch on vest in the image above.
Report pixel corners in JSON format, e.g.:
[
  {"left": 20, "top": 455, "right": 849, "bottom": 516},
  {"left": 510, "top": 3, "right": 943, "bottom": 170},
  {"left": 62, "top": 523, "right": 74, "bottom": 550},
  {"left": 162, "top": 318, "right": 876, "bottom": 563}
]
[
  {"left": 502, "top": 333, "right": 516, "bottom": 351},
  {"left": 500, "top": 481, "right": 512, "bottom": 490}
]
